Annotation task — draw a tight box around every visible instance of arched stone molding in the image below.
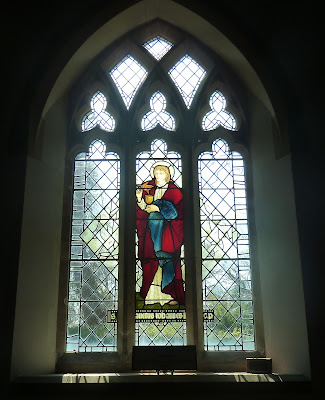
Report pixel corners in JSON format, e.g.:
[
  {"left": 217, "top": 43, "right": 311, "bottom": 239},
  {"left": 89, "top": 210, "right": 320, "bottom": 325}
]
[{"left": 31, "top": 0, "right": 288, "bottom": 158}]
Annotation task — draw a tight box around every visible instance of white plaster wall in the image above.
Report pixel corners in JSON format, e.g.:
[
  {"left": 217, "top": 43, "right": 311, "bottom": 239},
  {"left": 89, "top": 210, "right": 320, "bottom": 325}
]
[
  {"left": 250, "top": 98, "right": 310, "bottom": 376},
  {"left": 11, "top": 99, "right": 67, "bottom": 378}
]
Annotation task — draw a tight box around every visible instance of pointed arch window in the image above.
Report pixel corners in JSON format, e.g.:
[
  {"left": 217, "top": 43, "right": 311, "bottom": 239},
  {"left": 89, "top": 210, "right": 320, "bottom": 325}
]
[{"left": 60, "top": 21, "right": 261, "bottom": 370}]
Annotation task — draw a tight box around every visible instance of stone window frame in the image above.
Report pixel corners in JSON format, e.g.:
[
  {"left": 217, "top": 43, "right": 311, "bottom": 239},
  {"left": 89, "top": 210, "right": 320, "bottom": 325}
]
[{"left": 55, "top": 20, "right": 265, "bottom": 373}]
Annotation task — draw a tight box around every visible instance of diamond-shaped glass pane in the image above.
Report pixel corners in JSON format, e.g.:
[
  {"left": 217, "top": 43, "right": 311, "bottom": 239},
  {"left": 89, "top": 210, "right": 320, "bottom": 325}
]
[
  {"left": 168, "top": 55, "right": 206, "bottom": 109},
  {"left": 143, "top": 36, "right": 173, "bottom": 60},
  {"left": 110, "top": 55, "right": 148, "bottom": 110}
]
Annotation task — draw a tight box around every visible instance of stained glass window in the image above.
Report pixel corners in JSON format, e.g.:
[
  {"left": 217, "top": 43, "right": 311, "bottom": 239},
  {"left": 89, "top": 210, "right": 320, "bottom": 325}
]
[
  {"left": 198, "top": 139, "right": 255, "bottom": 351},
  {"left": 141, "top": 91, "right": 176, "bottom": 131},
  {"left": 109, "top": 55, "right": 148, "bottom": 110},
  {"left": 168, "top": 54, "right": 206, "bottom": 109},
  {"left": 135, "top": 139, "right": 186, "bottom": 346},
  {"left": 202, "top": 91, "right": 237, "bottom": 131},
  {"left": 143, "top": 36, "right": 173, "bottom": 60},
  {"left": 81, "top": 91, "right": 115, "bottom": 132},
  {"left": 64, "top": 23, "right": 261, "bottom": 362},
  {"left": 66, "top": 140, "right": 120, "bottom": 352}
]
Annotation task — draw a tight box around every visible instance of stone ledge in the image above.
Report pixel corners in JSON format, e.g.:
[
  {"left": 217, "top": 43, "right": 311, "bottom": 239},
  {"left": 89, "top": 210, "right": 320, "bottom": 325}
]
[
  {"left": 14, "top": 372, "right": 308, "bottom": 384},
  {"left": 10, "top": 374, "right": 312, "bottom": 399}
]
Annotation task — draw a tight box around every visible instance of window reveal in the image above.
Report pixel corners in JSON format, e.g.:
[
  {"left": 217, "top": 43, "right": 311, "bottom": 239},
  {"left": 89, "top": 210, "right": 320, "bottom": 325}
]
[{"left": 66, "top": 140, "right": 120, "bottom": 352}]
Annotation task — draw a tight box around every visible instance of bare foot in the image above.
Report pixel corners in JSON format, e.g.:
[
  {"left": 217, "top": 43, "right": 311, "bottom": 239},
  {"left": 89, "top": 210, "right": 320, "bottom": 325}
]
[{"left": 168, "top": 300, "right": 178, "bottom": 305}]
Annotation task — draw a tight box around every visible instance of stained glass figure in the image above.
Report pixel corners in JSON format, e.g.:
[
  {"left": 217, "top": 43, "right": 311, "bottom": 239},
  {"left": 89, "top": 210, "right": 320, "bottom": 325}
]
[
  {"left": 198, "top": 139, "right": 255, "bottom": 351},
  {"left": 143, "top": 36, "right": 173, "bottom": 61},
  {"left": 168, "top": 54, "right": 206, "bottom": 109},
  {"left": 202, "top": 91, "right": 237, "bottom": 131},
  {"left": 81, "top": 91, "right": 115, "bottom": 132},
  {"left": 66, "top": 140, "right": 120, "bottom": 352},
  {"left": 135, "top": 139, "right": 186, "bottom": 346},
  {"left": 141, "top": 91, "right": 176, "bottom": 131},
  {"left": 109, "top": 55, "right": 148, "bottom": 110}
]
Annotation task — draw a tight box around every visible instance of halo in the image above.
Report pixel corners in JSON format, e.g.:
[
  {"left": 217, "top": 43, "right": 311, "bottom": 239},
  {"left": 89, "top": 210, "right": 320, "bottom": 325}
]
[{"left": 150, "top": 160, "right": 175, "bottom": 179}]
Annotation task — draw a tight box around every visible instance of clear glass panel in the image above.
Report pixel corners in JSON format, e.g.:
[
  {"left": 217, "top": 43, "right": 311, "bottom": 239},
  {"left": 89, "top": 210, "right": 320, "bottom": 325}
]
[
  {"left": 141, "top": 91, "right": 176, "bottom": 131},
  {"left": 110, "top": 55, "right": 148, "bottom": 110},
  {"left": 81, "top": 91, "right": 115, "bottom": 132},
  {"left": 168, "top": 54, "right": 206, "bottom": 109},
  {"left": 198, "top": 139, "right": 255, "bottom": 351},
  {"left": 66, "top": 140, "right": 120, "bottom": 352},
  {"left": 135, "top": 139, "right": 186, "bottom": 346},
  {"left": 202, "top": 91, "right": 237, "bottom": 131},
  {"left": 143, "top": 36, "right": 173, "bottom": 61}
]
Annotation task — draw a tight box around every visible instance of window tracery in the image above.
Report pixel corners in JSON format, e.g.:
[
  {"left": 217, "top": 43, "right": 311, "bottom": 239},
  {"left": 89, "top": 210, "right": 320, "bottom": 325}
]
[
  {"left": 109, "top": 55, "right": 148, "bottom": 110},
  {"left": 141, "top": 91, "right": 176, "bottom": 131},
  {"left": 202, "top": 91, "right": 237, "bottom": 131},
  {"left": 168, "top": 55, "right": 206, "bottom": 109},
  {"left": 143, "top": 36, "right": 173, "bottom": 60},
  {"left": 81, "top": 91, "right": 115, "bottom": 132}
]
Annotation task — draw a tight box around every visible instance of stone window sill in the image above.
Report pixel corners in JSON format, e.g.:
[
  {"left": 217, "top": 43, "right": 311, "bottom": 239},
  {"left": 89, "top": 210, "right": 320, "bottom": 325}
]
[{"left": 14, "top": 372, "right": 309, "bottom": 383}]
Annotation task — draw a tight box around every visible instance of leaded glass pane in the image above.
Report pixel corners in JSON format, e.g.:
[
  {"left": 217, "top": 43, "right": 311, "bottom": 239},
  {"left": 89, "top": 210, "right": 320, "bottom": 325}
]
[
  {"left": 81, "top": 91, "right": 115, "bottom": 132},
  {"left": 198, "top": 139, "right": 255, "bottom": 351},
  {"left": 141, "top": 91, "right": 176, "bottom": 131},
  {"left": 202, "top": 91, "right": 237, "bottom": 131},
  {"left": 109, "top": 55, "right": 148, "bottom": 110},
  {"left": 143, "top": 36, "right": 173, "bottom": 60},
  {"left": 135, "top": 139, "right": 186, "bottom": 346},
  {"left": 168, "top": 54, "right": 206, "bottom": 109},
  {"left": 66, "top": 140, "right": 120, "bottom": 352}
]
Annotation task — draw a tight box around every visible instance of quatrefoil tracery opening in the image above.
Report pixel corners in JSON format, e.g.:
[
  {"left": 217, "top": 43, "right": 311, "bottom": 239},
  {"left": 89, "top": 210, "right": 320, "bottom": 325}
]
[
  {"left": 141, "top": 91, "right": 176, "bottom": 131},
  {"left": 81, "top": 91, "right": 115, "bottom": 132}
]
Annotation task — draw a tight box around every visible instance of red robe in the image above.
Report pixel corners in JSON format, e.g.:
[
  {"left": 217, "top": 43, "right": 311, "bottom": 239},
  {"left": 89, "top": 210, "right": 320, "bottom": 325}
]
[{"left": 136, "top": 179, "right": 185, "bottom": 304}]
